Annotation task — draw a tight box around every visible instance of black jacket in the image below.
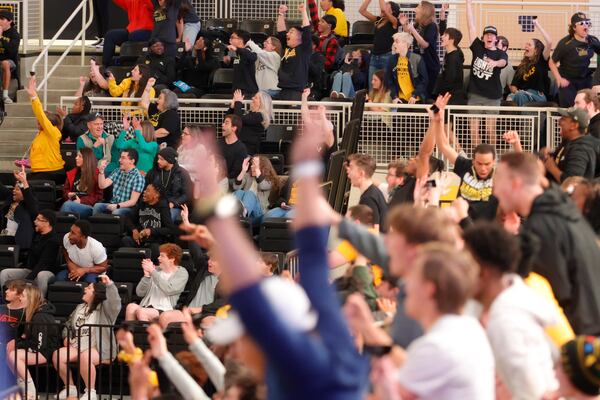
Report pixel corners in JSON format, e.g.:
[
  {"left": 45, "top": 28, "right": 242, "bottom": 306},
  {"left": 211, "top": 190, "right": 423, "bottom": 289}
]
[
  {"left": 555, "top": 134, "right": 600, "bottom": 182},
  {"left": 26, "top": 230, "right": 60, "bottom": 279},
  {"left": 124, "top": 198, "right": 175, "bottom": 241},
  {"left": 0, "top": 184, "right": 38, "bottom": 250},
  {"left": 589, "top": 114, "right": 600, "bottom": 140},
  {"left": 231, "top": 46, "right": 258, "bottom": 95},
  {"left": 61, "top": 113, "right": 89, "bottom": 142},
  {"left": 16, "top": 302, "right": 60, "bottom": 360},
  {"left": 522, "top": 187, "right": 600, "bottom": 335},
  {"left": 137, "top": 53, "right": 176, "bottom": 87},
  {"left": 145, "top": 163, "right": 192, "bottom": 208},
  {"left": 0, "top": 26, "right": 20, "bottom": 62},
  {"left": 227, "top": 101, "right": 264, "bottom": 155}
]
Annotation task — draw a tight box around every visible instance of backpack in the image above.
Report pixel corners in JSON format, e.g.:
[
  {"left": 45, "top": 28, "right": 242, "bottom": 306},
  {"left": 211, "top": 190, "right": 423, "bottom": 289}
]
[{"left": 322, "top": 34, "right": 345, "bottom": 70}]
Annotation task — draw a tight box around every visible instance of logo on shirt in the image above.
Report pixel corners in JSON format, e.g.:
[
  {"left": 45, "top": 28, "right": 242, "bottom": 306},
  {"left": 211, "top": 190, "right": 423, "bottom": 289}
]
[
  {"left": 459, "top": 172, "right": 493, "bottom": 201},
  {"left": 472, "top": 56, "right": 494, "bottom": 80},
  {"left": 577, "top": 46, "right": 590, "bottom": 57},
  {"left": 523, "top": 65, "right": 536, "bottom": 81},
  {"left": 282, "top": 48, "right": 296, "bottom": 61}
]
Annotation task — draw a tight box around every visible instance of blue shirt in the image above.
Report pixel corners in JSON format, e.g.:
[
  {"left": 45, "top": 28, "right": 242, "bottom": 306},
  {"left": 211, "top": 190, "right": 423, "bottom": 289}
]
[
  {"left": 107, "top": 167, "right": 145, "bottom": 204},
  {"left": 230, "top": 226, "right": 369, "bottom": 399}
]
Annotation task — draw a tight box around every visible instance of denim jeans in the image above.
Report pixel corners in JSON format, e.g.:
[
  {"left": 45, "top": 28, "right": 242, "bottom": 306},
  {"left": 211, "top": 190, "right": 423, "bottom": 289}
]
[
  {"left": 55, "top": 269, "right": 98, "bottom": 283},
  {"left": 60, "top": 201, "right": 94, "bottom": 219},
  {"left": 264, "top": 207, "right": 294, "bottom": 219},
  {"left": 103, "top": 28, "right": 152, "bottom": 66},
  {"left": 183, "top": 22, "right": 201, "bottom": 47},
  {"left": 331, "top": 72, "right": 356, "bottom": 98},
  {"left": 93, "top": 202, "right": 133, "bottom": 217},
  {"left": 368, "top": 52, "right": 392, "bottom": 90},
  {"left": 506, "top": 89, "right": 546, "bottom": 106},
  {"left": 233, "top": 190, "right": 264, "bottom": 224},
  {"left": 170, "top": 207, "right": 182, "bottom": 222},
  {"left": 0, "top": 269, "right": 55, "bottom": 298}
]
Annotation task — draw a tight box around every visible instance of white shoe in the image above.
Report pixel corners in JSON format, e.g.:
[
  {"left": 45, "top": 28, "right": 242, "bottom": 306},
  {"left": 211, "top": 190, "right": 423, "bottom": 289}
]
[
  {"left": 24, "top": 380, "right": 36, "bottom": 400},
  {"left": 94, "top": 38, "right": 104, "bottom": 49},
  {"left": 90, "top": 37, "right": 103, "bottom": 46},
  {"left": 80, "top": 389, "right": 97, "bottom": 400},
  {"left": 3, "top": 96, "right": 13, "bottom": 104},
  {"left": 330, "top": 91, "right": 339, "bottom": 98},
  {"left": 338, "top": 92, "right": 346, "bottom": 98},
  {"left": 58, "top": 385, "right": 77, "bottom": 399}
]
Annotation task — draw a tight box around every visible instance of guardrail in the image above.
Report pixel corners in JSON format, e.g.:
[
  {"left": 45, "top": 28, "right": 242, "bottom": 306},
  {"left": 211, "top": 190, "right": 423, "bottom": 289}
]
[{"left": 60, "top": 96, "right": 563, "bottom": 166}]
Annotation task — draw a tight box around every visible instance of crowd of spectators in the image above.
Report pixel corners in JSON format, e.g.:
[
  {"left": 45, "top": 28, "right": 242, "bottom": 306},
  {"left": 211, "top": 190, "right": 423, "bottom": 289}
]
[{"left": 1, "top": 0, "right": 600, "bottom": 399}]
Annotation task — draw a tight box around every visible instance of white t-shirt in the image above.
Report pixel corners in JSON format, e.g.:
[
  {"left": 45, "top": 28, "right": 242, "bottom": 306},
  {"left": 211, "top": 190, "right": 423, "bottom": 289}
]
[
  {"left": 397, "top": 314, "right": 495, "bottom": 400},
  {"left": 63, "top": 234, "right": 107, "bottom": 268}
]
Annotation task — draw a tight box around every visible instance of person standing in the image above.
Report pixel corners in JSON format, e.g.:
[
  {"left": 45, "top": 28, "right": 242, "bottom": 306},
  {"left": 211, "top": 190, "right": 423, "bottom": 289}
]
[
  {"left": 433, "top": 27, "right": 465, "bottom": 104},
  {"left": 550, "top": 12, "right": 600, "bottom": 107},
  {"left": 219, "top": 114, "right": 248, "bottom": 180}
]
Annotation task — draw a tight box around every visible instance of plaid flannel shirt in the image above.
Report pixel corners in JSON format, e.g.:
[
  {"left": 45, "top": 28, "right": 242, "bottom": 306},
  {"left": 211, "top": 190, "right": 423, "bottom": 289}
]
[
  {"left": 308, "top": 0, "right": 320, "bottom": 32},
  {"left": 108, "top": 167, "right": 145, "bottom": 204},
  {"left": 319, "top": 34, "right": 339, "bottom": 71}
]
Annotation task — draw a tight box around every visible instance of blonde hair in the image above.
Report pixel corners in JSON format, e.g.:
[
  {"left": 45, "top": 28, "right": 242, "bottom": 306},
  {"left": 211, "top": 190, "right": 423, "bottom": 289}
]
[
  {"left": 417, "top": 1, "right": 436, "bottom": 26},
  {"left": 24, "top": 285, "right": 45, "bottom": 323},
  {"left": 256, "top": 91, "right": 273, "bottom": 130}
]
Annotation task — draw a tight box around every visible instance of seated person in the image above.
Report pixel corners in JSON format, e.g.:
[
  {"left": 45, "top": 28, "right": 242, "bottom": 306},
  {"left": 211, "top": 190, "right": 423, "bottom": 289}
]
[
  {"left": 56, "top": 96, "right": 92, "bottom": 142},
  {"left": 145, "top": 147, "right": 192, "bottom": 221},
  {"left": 56, "top": 220, "right": 108, "bottom": 283},
  {"left": 0, "top": 209, "right": 60, "bottom": 297},
  {"left": 8, "top": 285, "right": 60, "bottom": 399},
  {"left": 330, "top": 49, "right": 370, "bottom": 99},
  {"left": 0, "top": 9, "right": 20, "bottom": 104},
  {"left": 122, "top": 183, "right": 175, "bottom": 259},
  {"left": 60, "top": 148, "right": 104, "bottom": 218},
  {"left": 78, "top": 60, "right": 110, "bottom": 98},
  {"left": 233, "top": 155, "right": 281, "bottom": 224},
  {"left": 141, "top": 79, "right": 181, "bottom": 149},
  {"left": 0, "top": 279, "right": 27, "bottom": 348},
  {"left": 102, "top": 0, "right": 154, "bottom": 67},
  {"left": 174, "top": 35, "right": 219, "bottom": 98},
  {"left": 94, "top": 149, "right": 145, "bottom": 217},
  {"left": 116, "top": 116, "right": 158, "bottom": 175},
  {"left": 386, "top": 32, "right": 429, "bottom": 104},
  {"left": 53, "top": 274, "right": 121, "bottom": 400},
  {"left": 136, "top": 38, "right": 176, "bottom": 89},
  {"left": 0, "top": 169, "right": 38, "bottom": 251},
  {"left": 366, "top": 69, "right": 393, "bottom": 110},
  {"left": 125, "top": 243, "right": 189, "bottom": 321},
  {"left": 227, "top": 90, "right": 273, "bottom": 155},
  {"left": 264, "top": 176, "right": 297, "bottom": 219},
  {"left": 158, "top": 251, "right": 224, "bottom": 328},
  {"left": 107, "top": 64, "right": 155, "bottom": 116},
  {"left": 76, "top": 113, "right": 119, "bottom": 176}
]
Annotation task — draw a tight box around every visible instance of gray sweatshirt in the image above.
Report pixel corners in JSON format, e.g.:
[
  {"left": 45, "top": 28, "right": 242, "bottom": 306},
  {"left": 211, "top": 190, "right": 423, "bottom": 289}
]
[
  {"left": 232, "top": 173, "right": 274, "bottom": 213},
  {"left": 64, "top": 282, "right": 121, "bottom": 361},
  {"left": 137, "top": 266, "right": 189, "bottom": 309},
  {"left": 246, "top": 40, "right": 280, "bottom": 91}
]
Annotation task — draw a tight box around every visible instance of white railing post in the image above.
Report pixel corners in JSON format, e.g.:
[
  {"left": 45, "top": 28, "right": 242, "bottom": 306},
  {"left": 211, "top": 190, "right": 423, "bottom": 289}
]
[
  {"left": 81, "top": 0, "right": 87, "bottom": 65},
  {"left": 22, "top": 0, "right": 28, "bottom": 53},
  {"left": 43, "top": 51, "right": 47, "bottom": 105}
]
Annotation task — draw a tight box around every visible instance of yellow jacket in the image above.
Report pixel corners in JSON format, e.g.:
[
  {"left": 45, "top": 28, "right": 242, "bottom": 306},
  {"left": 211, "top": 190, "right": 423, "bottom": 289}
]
[
  {"left": 30, "top": 97, "right": 64, "bottom": 172},
  {"left": 327, "top": 7, "right": 348, "bottom": 37},
  {"left": 108, "top": 77, "right": 155, "bottom": 115}
]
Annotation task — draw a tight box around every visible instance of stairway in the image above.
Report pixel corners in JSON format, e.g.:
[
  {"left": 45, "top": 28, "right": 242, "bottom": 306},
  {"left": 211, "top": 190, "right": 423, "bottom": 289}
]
[{"left": 0, "top": 55, "right": 87, "bottom": 170}]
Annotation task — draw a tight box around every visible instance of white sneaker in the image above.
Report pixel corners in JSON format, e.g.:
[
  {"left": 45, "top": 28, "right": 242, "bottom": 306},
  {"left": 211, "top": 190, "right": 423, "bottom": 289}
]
[
  {"left": 330, "top": 91, "right": 339, "bottom": 98},
  {"left": 94, "top": 38, "right": 104, "bottom": 49},
  {"left": 90, "top": 36, "right": 103, "bottom": 46},
  {"left": 3, "top": 96, "right": 13, "bottom": 104},
  {"left": 338, "top": 92, "right": 346, "bottom": 98},
  {"left": 24, "top": 380, "right": 36, "bottom": 400},
  {"left": 58, "top": 385, "right": 77, "bottom": 399},
  {"left": 79, "top": 389, "right": 97, "bottom": 400}
]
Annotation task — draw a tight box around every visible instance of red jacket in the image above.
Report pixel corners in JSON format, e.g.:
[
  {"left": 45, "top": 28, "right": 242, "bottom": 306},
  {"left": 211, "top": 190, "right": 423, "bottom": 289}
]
[
  {"left": 113, "top": 0, "right": 154, "bottom": 33},
  {"left": 63, "top": 168, "right": 103, "bottom": 206}
]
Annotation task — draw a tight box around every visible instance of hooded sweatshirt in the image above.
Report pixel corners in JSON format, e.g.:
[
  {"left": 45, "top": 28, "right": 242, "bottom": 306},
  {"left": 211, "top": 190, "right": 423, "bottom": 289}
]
[
  {"left": 16, "top": 302, "right": 60, "bottom": 360},
  {"left": 523, "top": 187, "right": 600, "bottom": 335},
  {"left": 554, "top": 134, "right": 600, "bottom": 182},
  {"left": 486, "top": 274, "right": 559, "bottom": 400}
]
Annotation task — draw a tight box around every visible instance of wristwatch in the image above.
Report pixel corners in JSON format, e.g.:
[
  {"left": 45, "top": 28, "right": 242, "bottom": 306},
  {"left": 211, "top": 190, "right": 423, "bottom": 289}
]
[{"left": 214, "top": 194, "right": 240, "bottom": 219}]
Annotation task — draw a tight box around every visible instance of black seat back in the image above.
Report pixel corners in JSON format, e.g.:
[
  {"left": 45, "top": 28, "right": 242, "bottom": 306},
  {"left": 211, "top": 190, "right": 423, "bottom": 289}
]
[
  {"left": 29, "top": 180, "right": 57, "bottom": 210},
  {"left": 111, "top": 247, "right": 151, "bottom": 284},
  {"left": 89, "top": 215, "right": 125, "bottom": 255},
  {"left": 55, "top": 211, "right": 79, "bottom": 239},
  {"left": 0, "top": 244, "right": 19, "bottom": 270},
  {"left": 60, "top": 142, "right": 77, "bottom": 172},
  {"left": 210, "top": 68, "right": 234, "bottom": 93},
  {"left": 239, "top": 19, "right": 275, "bottom": 44},
  {"left": 259, "top": 218, "right": 294, "bottom": 252},
  {"left": 119, "top": 41, "right": 149, "bottom": 65},
  {"left": 351, "top": 21, "right": 375, "bottom": 44}
]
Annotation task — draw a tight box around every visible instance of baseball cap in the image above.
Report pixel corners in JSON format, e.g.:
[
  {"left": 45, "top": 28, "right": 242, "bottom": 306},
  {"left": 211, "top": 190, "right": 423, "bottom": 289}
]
[
  {"left": 0, "top": 9, "right": 14, "bottom": 21},
  {"left": 561, "top": 336, "right": 600, "bottom": 396},
  {"left": 571, "top": 12, "right": 590, "bottom": 25},
  {"left": 482, "top": 26, "right": 498, "bottom": 36},
  {"left": 86, "top": 112, "right": 104, "bottom": 122},
  {"left": 558, "top": 107, "right": 590, "bottom": 130},
  {"left": 205, "top": 277, "right": 318, "bottom": 345}
]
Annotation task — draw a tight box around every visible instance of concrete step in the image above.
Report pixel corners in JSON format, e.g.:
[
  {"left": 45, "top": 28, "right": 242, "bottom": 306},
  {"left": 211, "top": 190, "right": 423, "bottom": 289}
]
[
  {"left": 1, "top": 117, "right": 39, "bottom": 129},
  {"left": 46, "top": 76, "right": 82, "bottom": 91},
  {"left": 17, "top": 89, "right": 74, "bottom": 104},
  {"left": 4, "top": 102, "right": 61, "bottom": 117},
  {"left": 33, "top": 64, "right": 90, "bottom": 78}
]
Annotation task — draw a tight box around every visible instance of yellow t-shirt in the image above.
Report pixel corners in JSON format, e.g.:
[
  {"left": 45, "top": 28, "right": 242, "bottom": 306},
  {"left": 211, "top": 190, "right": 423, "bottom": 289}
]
[
  {"left": 524, "top": 272, "right": 575, "bottom": 347},
  {"left": 335, "top": 228, "right": 383, "bottom": 287},
  {"left": 108, "top": 77, "right": 155, "bottom": 115},
  {"left": 30, "top": 97, "right": 65, "bottom": 172},
  {"left": 396, "top": 57, "right": 414, "bottom": 102},
  {"left": 326, "top": 7, "right": 348, "bottom": 37}
]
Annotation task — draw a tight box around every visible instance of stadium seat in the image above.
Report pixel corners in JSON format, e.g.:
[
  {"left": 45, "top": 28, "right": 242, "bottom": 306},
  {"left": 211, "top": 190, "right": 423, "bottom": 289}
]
[
  {"left": 204, "top": 18, "right": 238, "bottom": 33},
  {"left": 107, "top": 66, "right": 132, "bottom": 82},
  {"left": 29, "top": 180, "right": 57, "bottom": 210},
  {"left": 259, "top": 218, "right": 294, "bottom": 253},
  {"left": 111, "top": 247, "right": 151, "bottom": 285},
  {"left": 342, "top": 43, "right": 374, "bottom": 54},
  {"left": 55, "top": 211, "right": 79, "bottom": 240},
  {"left": 258, "top": 153, "right": 285, "bottom": 175},
  {"left": 260, "top": 124, "right": 297, "bottom": 156},
  {"left": 0, "top": 244, "right": 19, "bottom": 270},
  {"left": 210, "top": 68, "right": 234, "bottom": 94},
  {"left": 47, "top": 281, "right": 85, "bottom": 319},
  {"left": 60, "top": 142, "right": 77, "bottom": 172},
  {"left": 239, "top": 19, "right": 275, "bottom": 44},
  {"left": 325, "top": 149, "right": 346, "bottom": 207},
  {"left": 89, "top": 215, "right": 125, "bottom": 256},
  {"left": 350, "top": 21, "right": 375, "bottom": 44},
  {"left": 118, "top": 41, "right": 148, "bottom": 65}
]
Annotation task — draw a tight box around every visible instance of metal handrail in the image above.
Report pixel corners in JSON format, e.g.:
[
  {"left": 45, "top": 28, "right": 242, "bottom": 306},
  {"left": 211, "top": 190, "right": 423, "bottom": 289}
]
[{"left": 30, "top": 0, "right": 93, "bottom": 105}]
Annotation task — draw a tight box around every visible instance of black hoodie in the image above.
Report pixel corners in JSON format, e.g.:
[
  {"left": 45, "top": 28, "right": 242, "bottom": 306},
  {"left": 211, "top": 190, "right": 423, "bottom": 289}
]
[
  {"left": 554, "top": 134, "right": 600, "bottom": 182},
  {"left": 16, "top": 302, "right": 60, "bottom": 360},
  {"left": 522, "top": 187, "right": 600, "bottom": 335}
]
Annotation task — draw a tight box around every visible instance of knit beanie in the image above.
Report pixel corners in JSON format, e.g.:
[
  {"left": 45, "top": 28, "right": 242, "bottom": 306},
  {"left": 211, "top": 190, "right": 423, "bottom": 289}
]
[
  {"left": 158, "top": 147, "right": 178, "bottom": 165},
  {"left": 561, "top": 336, "right": 600, "bottom": 396}
]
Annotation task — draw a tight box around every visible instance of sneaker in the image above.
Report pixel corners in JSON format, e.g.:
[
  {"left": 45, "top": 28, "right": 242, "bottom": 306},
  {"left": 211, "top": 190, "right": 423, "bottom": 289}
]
[
  {"left": 80, "top": 389, "right": 97, "bottom": 400},
  {"left": 94, "top": 38, "right": 104, "bottom": 49},
  {"left": 330, "top": 91, "right": 339, "bottom": 99},
  {"left": 3, "top": 96, "right": 13, "bottom": 104},
  {"left": 58, "top": 385, "right": 78, "bottom": 399},
  {"left": 338, "top": 92, "right": 346, "bottom": 98},
  {"left": 24, "top": 380, "right": 36, "bottom": 400}
]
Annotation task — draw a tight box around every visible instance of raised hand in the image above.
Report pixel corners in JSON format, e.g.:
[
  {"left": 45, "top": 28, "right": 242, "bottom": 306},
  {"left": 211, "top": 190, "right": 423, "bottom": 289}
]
[
  {"left": 232, "top": 89, "right": 244, "bottom": 103},
  {"left": 79, "top": 75, "right": 88, "bottom": 86},
  {"left": 98, "top": 274, "right": 111, "bottom": 285},
  {"left": 132, "top": 116, "right": 142, "bottom": 131},
  {"left": 55, "top": 106, "right": 67, "bottom": 118},
  {"left": 279, "top": 4, "right": 288, "bottom": 14},
  {"left": 399, "top": 13, "right": 408, "bottom": 26},
  {"left": 147, "top": 324, "right": 168, "bottom": 359},
  {"left": 179, "top": 224, "right": 215, "bottom": 250},
  {"left": 98, "top": 159, "right": 108, "bottom": 172},
  {"left": 146, "top": 77, "right": 156, "bottom": 89},
  {"left": 181, "top": 307, "right": 201, "bottom": 344},
  {"left": 180, "top": 204, "right": 190, "bottom": 225},
  {"left": 122, "top": 114, "right": 131, "bottom": 131},
  {"left": 26, "top": 75, "right": 37, "bottom": 98},
  {"left": 503, "top": 130, "right": 519, "bottom": 144},
  {"left": 241, "top": 156, "right": 251, "bottom": 173}
]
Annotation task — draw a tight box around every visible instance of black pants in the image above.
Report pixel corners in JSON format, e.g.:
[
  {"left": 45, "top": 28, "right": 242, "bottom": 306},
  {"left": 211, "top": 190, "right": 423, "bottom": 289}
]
[
  {"left": 29, "top": 169, "right": 66, "bottom": 185},
  {"left": 93, "top": 0, "right": 110, "bottom": 38},
  {"left": 274, "top": 89, "right": 302, "bottom": 101},
  {"left": 558, "top": 76, "right": 592, "bottom": 107}
]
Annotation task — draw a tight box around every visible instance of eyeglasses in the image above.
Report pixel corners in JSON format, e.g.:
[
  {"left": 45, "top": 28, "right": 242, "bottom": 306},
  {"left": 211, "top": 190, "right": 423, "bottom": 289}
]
[{"left": 576, "top": 20, "right": 592, "bottom": 27}]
